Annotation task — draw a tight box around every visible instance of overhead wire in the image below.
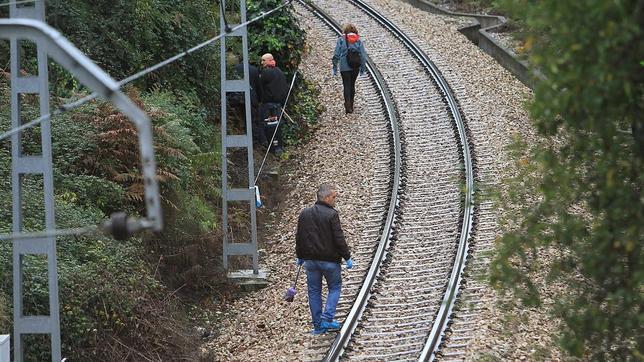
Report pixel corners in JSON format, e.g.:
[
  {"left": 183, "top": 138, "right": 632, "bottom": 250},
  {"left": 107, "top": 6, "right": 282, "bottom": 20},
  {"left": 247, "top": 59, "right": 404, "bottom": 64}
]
[
  {"left": 0, "top": 0, "right": 293, "bottom": 240},
  {"left": 0, "top": 93, "right": 98, "bottom": 142},
  {"left": 0, "top": 0, "right": 36, "bottom": 7},
  {"left": 0, "top": 0, "right": 293, "bottom": 143},
  {"left": 0, "top": 225, "right": 98, "bottom": 241}
]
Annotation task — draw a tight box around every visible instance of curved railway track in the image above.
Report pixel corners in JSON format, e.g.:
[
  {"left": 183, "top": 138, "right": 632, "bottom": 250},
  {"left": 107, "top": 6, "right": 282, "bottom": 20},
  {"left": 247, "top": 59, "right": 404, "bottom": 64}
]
[{"left": 296, "top": 0, "right": 476, "bottom": 360}]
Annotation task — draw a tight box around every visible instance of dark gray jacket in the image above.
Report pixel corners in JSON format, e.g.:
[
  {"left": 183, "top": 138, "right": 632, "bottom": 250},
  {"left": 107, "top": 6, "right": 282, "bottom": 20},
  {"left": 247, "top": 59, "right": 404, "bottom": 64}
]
[
  {"left": 234, "top": 63, "right": 261, "bottom": 106},
  {"left": 296, "top": 201, "right": 351, "bottom": 263},
  {"left": 260, "top": 66, "right": 288, "bottom": 104}
]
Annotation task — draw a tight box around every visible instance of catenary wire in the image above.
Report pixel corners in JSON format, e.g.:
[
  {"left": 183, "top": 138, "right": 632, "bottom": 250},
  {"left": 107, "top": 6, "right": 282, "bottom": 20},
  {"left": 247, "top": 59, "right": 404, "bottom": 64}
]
[
  {"left": 0, "top": 225, "right": 98, "bottom": 240},
  {"left": 0, "top": 0, "right": 36, "bottom": 7},
  {"left": 0, "top": 0, "right": 293, "bottom": 143},
  {"left": 0, "top": 93, "right": 98, "bottom": 142},
  {"left": 0, "top": 0, "right": 292, "bottom": 240}
]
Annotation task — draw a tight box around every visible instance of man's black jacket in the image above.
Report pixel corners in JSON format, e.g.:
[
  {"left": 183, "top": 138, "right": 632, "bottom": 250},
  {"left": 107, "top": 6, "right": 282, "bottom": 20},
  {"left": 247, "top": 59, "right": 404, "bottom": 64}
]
[
  {"left": 296, "top": 201, "right": 351, "bottom": 263},
  {"left": 260, "top": 66, "right": 288, "bottom": 104},
  {"left": 234, "top": 63, "right": 261, "bottom": 106}
]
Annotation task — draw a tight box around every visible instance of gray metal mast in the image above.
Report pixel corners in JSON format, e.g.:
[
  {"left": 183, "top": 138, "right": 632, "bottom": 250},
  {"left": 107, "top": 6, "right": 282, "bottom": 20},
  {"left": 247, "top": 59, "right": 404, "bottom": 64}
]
[
  {"left": 9, "top": 1, "right": 61, "bottom": 360},
  {"left": 220, "top": 0, "right": 260, "bottom": 275}
]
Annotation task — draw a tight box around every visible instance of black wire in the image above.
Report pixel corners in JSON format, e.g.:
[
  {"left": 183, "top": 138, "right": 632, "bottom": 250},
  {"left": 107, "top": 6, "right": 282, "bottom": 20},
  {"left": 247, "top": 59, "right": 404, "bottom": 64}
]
[{"left": 219, "top": 0, "right": 232, "bottom": 33}]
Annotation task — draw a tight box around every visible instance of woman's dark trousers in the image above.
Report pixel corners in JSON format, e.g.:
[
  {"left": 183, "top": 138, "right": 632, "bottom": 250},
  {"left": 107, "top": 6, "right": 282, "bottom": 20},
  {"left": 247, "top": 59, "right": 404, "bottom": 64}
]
[{"left": 341, "top": 69, "right": 359, "bottom": 113}]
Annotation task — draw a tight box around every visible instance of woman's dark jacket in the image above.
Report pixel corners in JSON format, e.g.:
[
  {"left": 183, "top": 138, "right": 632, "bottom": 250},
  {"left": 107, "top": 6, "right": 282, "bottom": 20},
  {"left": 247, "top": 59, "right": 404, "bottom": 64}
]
[{"left": 296, "top": 201, "right": 351, "bottom": 263}]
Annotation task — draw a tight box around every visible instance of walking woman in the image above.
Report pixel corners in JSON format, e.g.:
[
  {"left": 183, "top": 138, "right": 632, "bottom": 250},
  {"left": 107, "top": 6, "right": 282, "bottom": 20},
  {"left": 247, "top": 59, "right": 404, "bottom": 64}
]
[{"left": 332, "top": 23, "right": 367, "bottom": 114}]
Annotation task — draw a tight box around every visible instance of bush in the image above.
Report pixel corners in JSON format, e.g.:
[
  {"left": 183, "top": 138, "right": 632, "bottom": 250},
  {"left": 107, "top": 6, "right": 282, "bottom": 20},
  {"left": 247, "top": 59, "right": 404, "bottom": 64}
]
[
  {"left": 46, "top": 0, "right": 219, "bottom": 110},
  {"left": 281, "top": 77, "right": 323, "bottom": 146},
  {"left": 248, "top": 0, "right": 305, "bottom": 73},
  {"left": 490, "top": 0, "right": 643, "bottom": 359},
  {"left": 0, "top": 187, "right": 195, "bottom": 360},
  {"left": 56, "top": 175, "right": 127, "bottom": 215},
  {"left": 0, "top": 290, "right": 8, "bottom": 336},
  {"left": 0, "top": 78, "right": 200, "bottom": 359}
]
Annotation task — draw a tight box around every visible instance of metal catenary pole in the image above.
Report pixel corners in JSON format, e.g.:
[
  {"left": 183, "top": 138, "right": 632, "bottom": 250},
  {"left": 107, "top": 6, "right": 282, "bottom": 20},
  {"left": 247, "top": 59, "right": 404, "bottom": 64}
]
[
  {"left": 8, "top": 1, "right": 62, "bottom": 360},
  {"left": 2, "top": 15, "right": 163, "bottom": 362},
  {"left": 220, "top": 0, "right": 259, "bottom": 274}
]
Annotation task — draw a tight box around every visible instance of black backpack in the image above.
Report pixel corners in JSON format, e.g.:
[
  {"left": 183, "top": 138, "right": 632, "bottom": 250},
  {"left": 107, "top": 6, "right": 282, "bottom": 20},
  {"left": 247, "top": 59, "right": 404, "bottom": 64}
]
[{"left": 345, "top": 34, "right": 361, "bottom": 70}]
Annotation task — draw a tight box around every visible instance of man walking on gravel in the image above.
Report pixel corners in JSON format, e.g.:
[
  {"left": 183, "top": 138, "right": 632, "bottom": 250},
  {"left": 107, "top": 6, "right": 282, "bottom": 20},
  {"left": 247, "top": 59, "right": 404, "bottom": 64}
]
[{"left": 296, "top": 184, "right": 354, "bottom": 335}]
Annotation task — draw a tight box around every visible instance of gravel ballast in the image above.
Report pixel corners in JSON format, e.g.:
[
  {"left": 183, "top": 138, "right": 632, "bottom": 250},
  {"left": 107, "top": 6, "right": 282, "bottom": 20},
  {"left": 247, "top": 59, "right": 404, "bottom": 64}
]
[
  {"left": 200, "top": 7, "right": 384, "bottom": 360},
  {"left": 201, "top": 0, "right": 562, "bottom": 359}
]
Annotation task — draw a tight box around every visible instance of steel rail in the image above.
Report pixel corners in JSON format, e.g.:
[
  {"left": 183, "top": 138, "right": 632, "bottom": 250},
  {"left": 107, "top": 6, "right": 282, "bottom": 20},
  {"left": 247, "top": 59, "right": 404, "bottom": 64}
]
[
  {"left": 345, "top": 1, "right": 475, "bottom": 361},
  {"left": 296, "top": 1, "right": 402, "bottom": 361},
  {"left": 305, "top": 0, "right": 476, "bottom": 360}
]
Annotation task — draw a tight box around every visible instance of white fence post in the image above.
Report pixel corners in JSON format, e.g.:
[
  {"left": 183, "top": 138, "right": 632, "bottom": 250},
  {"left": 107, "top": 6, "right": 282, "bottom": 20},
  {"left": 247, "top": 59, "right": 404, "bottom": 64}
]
[{"left": 0, "top": 335, "right": 9, "bottom": 362}]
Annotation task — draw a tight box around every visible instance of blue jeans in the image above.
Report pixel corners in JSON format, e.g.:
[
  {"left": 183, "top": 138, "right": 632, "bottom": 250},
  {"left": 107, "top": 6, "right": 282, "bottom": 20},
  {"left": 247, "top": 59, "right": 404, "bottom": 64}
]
[{"left": 304, "top": 260, "right": 342, "bottom": 328}]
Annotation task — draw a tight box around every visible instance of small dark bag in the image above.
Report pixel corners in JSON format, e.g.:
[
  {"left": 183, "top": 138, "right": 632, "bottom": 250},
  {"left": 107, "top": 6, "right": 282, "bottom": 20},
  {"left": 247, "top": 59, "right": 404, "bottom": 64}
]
[{"left": 345, "top": 35, "right": 361, "bottom": 70}]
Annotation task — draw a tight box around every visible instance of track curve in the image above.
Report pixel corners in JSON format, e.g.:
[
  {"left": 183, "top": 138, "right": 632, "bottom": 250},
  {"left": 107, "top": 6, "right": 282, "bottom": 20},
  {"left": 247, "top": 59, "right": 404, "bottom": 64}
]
[{"left": 297, "top": 1, "right": 476, "bottom": 361}]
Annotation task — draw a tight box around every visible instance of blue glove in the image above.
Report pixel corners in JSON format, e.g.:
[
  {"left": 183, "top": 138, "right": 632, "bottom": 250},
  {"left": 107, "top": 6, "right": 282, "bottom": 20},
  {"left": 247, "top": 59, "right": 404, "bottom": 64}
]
[
  {"left": 332, "top": 68, "right": 337, "bottom": 76},
  {"left": 296, "top": 258, "right": 304, "bottom": 266},
  {"left": 346, "top": 258, "right": 353, "bottom": 269}
]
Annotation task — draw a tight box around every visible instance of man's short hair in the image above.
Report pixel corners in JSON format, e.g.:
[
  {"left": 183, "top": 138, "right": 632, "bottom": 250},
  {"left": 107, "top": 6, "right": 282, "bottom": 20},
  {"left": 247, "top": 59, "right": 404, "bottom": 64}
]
[{"left": 317, "top": 183, "right": 336, "bottom": 201}]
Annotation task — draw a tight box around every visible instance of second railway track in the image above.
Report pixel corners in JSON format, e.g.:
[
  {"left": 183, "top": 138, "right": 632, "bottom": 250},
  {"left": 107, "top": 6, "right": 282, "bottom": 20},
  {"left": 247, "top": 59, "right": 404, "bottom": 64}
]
[{"left": 296, "top": 0, "right": 476, "bottom": 360}]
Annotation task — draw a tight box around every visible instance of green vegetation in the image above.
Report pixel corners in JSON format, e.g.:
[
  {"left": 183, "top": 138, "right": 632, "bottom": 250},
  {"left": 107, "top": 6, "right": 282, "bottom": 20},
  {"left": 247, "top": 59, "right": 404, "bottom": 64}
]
[
  {"left": 0, "top": 78, "right": 199, "bottom": 360},
  {"left": 46, "top": 0, "right": 219, "bottom": 110},
  {"left": 490, "top": 0, "right": 643, "bottom": 359},
  {"left": 281, "top": 78, "right": 323, "bottom": 146},
  {"left": 0, "top": 0, "right": 320, "bottom": 359},
  {"left": 248, "top": 0, "right": 304, "bottom": 72}
]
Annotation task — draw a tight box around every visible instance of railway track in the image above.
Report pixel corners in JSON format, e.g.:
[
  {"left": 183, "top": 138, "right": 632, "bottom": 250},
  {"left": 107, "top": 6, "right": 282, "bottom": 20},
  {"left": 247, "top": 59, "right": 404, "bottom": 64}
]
[
  {"left": 293, "top": 2, "right": 401, "bottom": 359},
  {"left": 296, "top": 0, "right": 476, "bottom": 360}
]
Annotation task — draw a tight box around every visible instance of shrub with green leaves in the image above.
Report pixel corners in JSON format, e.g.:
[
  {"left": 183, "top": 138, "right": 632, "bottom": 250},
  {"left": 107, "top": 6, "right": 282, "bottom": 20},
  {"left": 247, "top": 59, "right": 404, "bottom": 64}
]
[
  {"left": 248, "top": 0, "right": 305, "bottom": 72},
  {"left": 0, "top": 291, "right": 8, "bottom": 332},
  {"left": 45, "top": 0, "right": 219, "bottom": 109},
  {"left": 490, "top": 0, "right": 643, "bottom": 359},
  {"left": 281, "top": 77, "right": 323, "bottom": 146},
  {"left": 0, "top": 198, "right": 194, "bottom": 360},
  {"left": 0, "top": 80, "right": 199, "bottom": 359}
]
